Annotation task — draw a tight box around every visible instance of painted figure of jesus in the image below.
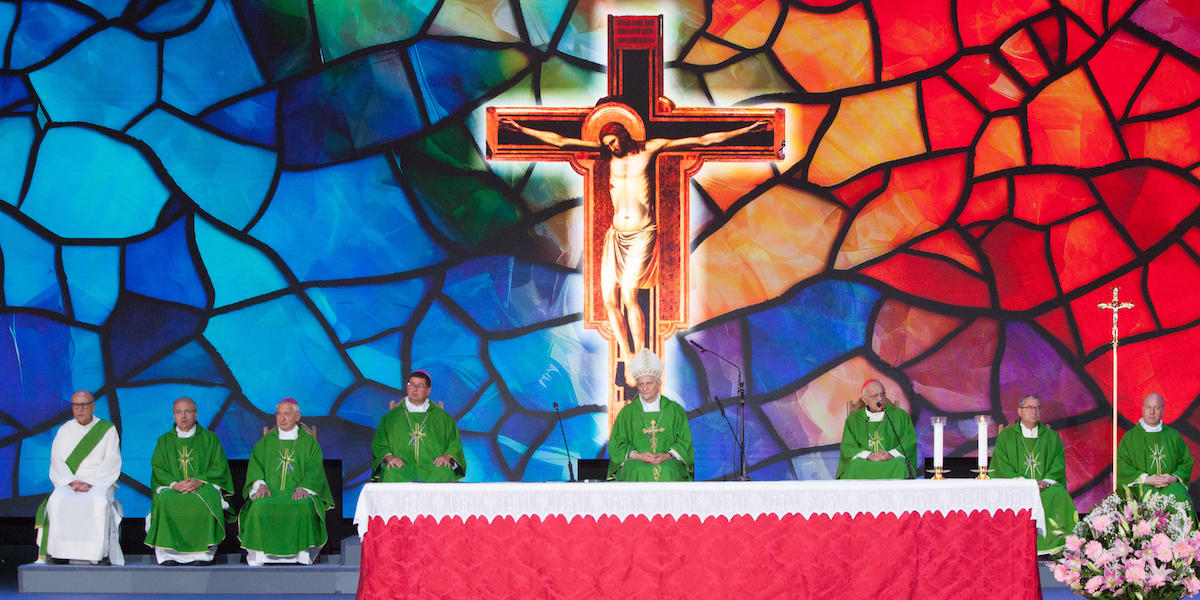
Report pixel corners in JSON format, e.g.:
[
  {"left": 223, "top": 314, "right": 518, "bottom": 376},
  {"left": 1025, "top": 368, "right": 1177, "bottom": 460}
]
[{"left": 499, "top": 116, "right": 769, "bottom": 383}]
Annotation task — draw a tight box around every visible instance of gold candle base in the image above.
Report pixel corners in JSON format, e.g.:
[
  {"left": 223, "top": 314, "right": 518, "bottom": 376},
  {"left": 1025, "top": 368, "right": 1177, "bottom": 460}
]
[
  {"left": 931, "top": 467, "right": 946, "bottom": 480},
  {"left": 975, "top": 465, "right": 990, "bottom": 480}
]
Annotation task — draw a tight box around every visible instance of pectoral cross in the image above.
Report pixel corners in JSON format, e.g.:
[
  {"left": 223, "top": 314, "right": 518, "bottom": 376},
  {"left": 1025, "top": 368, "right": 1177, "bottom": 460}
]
[
  {"left": 177, "top": 446, "right": 195, "bottom": 480},
  {"left": 409, "top": 421, "right": 428, "bottom": 464},
  {"left": 486, "top": 15, "right": 784, "bottom": 427},
  {"left": 1023, "top": 451, "right": 1041, "bottom": 479},
  {"left": 278, "top": 447, "right": 296, "bottom": 489},
  {"left": 867, "top": 430, "right": 885, "bottom": 453},
  {"left": 1098, "top": 286, "right": 1134, "bottom": 491},
  {"left": 1150, "top": 444, "right": 1167, "bottom": 474},
  {"left": 642, "top": 419, "right": 665, "bottom": 452}
]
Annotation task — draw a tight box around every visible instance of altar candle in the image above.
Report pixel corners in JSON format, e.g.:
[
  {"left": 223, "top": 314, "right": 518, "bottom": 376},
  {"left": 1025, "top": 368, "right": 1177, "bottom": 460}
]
[
  {"left": 976, "top": 415, "right": 989, "bottom": 468},
  {"left": 931, "top": 417, "right": 945, "bottom": 468}
]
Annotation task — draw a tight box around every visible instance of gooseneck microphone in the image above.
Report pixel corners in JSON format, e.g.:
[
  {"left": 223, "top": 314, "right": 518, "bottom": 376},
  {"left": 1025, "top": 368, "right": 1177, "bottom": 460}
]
[{"left": 552, "top": 402, "right": 576, "bottom": 482}]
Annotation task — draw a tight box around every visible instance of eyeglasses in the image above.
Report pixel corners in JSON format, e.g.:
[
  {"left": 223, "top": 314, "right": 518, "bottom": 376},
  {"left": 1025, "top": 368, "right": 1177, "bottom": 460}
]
[
  {"left": 406, "top": 382, "right": 429, "bottom": 389},
  {"left": 1019, "top": 405, "right": 1041, "bottom": 411}
]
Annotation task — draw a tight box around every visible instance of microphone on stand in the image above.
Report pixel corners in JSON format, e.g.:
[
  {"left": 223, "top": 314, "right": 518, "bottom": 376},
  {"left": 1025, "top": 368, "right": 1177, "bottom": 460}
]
[
  {"left": 553, "top": 402, "right": 576, "bottom": 482},
  {"left": 714, "top": 395, "right": 744, "bottom": 478},
  {"left": 881, "top": 403, "right": 915, "bottom": 480},
  {"left": 689, "top": 339, "right": 751, "bottom": 481}
]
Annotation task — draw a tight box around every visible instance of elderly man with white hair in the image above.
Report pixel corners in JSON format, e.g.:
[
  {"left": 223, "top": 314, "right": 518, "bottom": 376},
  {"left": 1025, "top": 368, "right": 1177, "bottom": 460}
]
[
  {"left": 607, "top": 349, "right": 694, "bottom": 481},
  {"left": 1117, "top": 393, "right": 1194, "bottom": 515}
]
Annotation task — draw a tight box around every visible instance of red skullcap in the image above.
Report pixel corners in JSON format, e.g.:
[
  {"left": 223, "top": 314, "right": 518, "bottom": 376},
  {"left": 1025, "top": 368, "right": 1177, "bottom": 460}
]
[
  {"left": 860, "top": 380, "right": 881, "bottom": 394},
  {"left": 280, "top": 397, "right": 299, "bottom": 406}
]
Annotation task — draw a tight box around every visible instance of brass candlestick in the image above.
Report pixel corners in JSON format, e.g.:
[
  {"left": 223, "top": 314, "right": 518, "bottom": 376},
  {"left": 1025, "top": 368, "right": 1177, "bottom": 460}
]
[{"left": 975, "top": 465, "right": 990, "bottom": 480}]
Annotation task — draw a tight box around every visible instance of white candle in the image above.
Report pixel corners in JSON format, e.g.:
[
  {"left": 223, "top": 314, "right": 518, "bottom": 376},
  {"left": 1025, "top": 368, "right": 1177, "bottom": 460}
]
[
  {"left": 976, "top": 415, "right": 989, "bottom": 468},
  {"left": 931, "top": 417, "right": 945, "bottom": 469}
]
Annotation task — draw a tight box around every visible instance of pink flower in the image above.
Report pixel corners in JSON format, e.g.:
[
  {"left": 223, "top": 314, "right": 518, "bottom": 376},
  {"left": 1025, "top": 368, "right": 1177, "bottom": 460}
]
[
  {"left": 1174, "top": 539, "right": 1195, "bottom": 563},
  {"left": 1051, "top": 563, "right": 1070, "bottom": 582},
  {"left": 1148, "top": 533, "right": 1174, "bottom": 563},
  {"left": 1065, "top": 535, "right": 1085, "bottom": 553},
  {"left": 1085, "top": 576, "right": 1105, "bottom": 595},
  {"left": 1095, "top": 550, "right": 1117, "bottom": 566},
  {"left": 1124, "top": 558, "right": 1147, "bottom": 585},
  {"left": 1065, "top": 570, "right": 1081, "bottom": 588},
  {"left": 1134, "top": 520, "right": 1154, "bottom": 537},
  {"left": 1186, "top": 576, "right": 1200, "bottom": 596},
  {"left": 1111, "top": 538, "right": 1132, "bottom": 558},
  {"left": 1085, "top": 540, "right": 1105, "bottom": 562},
  {"left": 1102, "top": 567, "right": 1124, "bottom": 591},
  {"left": 1091, "top": 513, "right": 1114, "bottom": 533},
  {"left": 1124, "top": 503, "right": 1136, "bottom": 521},
  {"left": 1147, "top": 563, "right": 1174, "bottom": 589}
]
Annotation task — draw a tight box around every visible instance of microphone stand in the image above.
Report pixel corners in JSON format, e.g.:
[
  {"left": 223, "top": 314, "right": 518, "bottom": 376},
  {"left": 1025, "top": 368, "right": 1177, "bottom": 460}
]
[
  {"left": 883, "top": 406, "right": 915, "bottom": 479},
  {"left": 690, "top": 340, "right": 751, "bottom": 481},
  {"left": 553, "top": 402, "right": 576, "bottom": 482},
  {"left": 713, "top": 395, "right": 745, "bottom": 480}
]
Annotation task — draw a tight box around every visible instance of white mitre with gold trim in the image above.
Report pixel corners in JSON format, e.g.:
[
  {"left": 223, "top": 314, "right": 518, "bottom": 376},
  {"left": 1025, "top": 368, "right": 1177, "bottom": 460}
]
[{"left": 628, "top": 348, "right": 664, "bottom": 380}]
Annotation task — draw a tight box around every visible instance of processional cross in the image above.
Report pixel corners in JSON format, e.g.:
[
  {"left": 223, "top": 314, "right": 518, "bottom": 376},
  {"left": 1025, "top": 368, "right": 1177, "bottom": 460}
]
[
  {"left": 1098, "top": 286, "right": 1134, "bottom": 492},
  {"left": 486, "top": 15, "right": 784, "bottom": 427}
]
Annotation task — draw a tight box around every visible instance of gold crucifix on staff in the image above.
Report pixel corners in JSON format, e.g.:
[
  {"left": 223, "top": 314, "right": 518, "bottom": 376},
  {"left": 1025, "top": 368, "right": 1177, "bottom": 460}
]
[{"left": 1098, "top": 286, "right": 1134, "bottom": 492}]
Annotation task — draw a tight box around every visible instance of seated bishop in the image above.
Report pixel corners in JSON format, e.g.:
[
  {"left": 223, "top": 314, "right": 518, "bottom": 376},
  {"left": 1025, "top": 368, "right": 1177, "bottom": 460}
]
[
  {"left": 836, "top": 380, "right": 917, "bottom": 479},
  {"left": 991, "top": 394, "right": 1079, "bottom": 555},
  {"left": 36, "top": 390, "right": 124, "bottom": 565},
  {"left": 144, "top": 396, "right": 234, "bottom": 564},
  {"left": 371, "top": 370, "right": 466, "bottom": 482},
  {"left": 607, "top": 349, "right": 694, "bottom": 482},
  {"left": 238, "top": 398, "right": 334, "bottom": 566},
  {"left": 1118, "top": 393, "right": 1194, "bottom": 516}
]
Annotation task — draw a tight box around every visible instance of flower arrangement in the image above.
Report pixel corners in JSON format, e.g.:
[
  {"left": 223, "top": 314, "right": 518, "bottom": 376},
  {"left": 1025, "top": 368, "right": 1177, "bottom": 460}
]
[{"left": 1052, "top": 490, "right": 1200, "bottom": 599}]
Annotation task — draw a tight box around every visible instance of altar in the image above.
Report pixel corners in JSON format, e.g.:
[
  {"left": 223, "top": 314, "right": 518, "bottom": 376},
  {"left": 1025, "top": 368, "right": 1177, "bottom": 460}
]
[{"left": 354, "top": 480, "right": 1045, "bottom": 599}]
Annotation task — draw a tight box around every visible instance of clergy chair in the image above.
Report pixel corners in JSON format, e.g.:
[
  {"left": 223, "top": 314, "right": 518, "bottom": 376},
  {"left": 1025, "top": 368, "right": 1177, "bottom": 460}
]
[{"left": 261, "top": 422, "right": 317, "bottom": 438}]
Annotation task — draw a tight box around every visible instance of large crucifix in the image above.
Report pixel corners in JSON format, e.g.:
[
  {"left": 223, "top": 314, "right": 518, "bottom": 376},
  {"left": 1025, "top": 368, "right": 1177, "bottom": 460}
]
[
  {"left": 1098, "top": 286, "right": 1134, "bottom": 492},
  {"left": 486, "top": 15, "right": 784, "bottom": 425}
]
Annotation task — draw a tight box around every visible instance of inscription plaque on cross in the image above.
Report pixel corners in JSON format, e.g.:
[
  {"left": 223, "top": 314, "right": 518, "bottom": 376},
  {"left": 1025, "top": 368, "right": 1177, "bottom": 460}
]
[{"left": 486, "top": 15, "right": 784, "bottom": 426}]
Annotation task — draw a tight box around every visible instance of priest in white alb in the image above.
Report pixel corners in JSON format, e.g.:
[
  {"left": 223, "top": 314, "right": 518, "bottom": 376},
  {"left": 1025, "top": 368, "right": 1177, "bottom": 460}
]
[{"left": 35, "top": 390, "right": 124, "bottom": 565}]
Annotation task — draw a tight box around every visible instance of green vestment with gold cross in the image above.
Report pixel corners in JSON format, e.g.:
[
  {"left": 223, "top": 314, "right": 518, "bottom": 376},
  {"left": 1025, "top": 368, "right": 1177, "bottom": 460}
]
[
  {"left": 992, "top": 422, "right": 1079, "bottom": 554},
  {"left": 836, "top": 405, "right": 917, "bottom": 479},
  {"left": 607, "top": 395, "right": 694, "bottom": 482},
  {"left": 1117, "top": 423, "right": 1194, "bottom": 516},
  {"left": 144, "top": 424, "right": 234, "bottom": 553},
  {"left": 238, "top": 428, "right": 334, "bottom": 557},
  {"left": 371, "top": 402, "right": 466, "bottom": 482}
]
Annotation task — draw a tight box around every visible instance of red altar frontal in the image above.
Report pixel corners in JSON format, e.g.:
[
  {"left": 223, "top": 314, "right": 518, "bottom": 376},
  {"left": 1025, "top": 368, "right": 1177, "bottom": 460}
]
[{"left": 354, "top": 480, "right": 1045, "bottom": 600}]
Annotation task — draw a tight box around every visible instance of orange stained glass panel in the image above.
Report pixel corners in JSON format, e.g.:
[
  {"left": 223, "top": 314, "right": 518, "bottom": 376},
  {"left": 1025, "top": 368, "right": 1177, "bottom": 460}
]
[
  {"left": 1147, "top": 244, "right": 1200, "bottom": 328},
  {"left": 828, "top": 169, "right": 886, "bottom": 209},
  {"left": 1012, "top": 173, "right": 1096, "bottom": 225},
  {"left": 957, "top": 0, "right": 1052, "bottom": 48},
  {"left": 708, "top": 0, "right": 782, "bottom": 49},
  {"left": 1129, "top": 52, "right": 1200, "bottom": 118},
  {"left": 682, "top": 37, "right": 742, "bottom": 66},
  {"left": 809, "top": 83, "right": 925, "bottom": 186},
  {"left": 834, "top": 153, "right": 967, "bottom": 269},
  {"left": 860, "top": 251, "right": 991, "bottom": 308},
  {"left": 1027, "top": 67, "right": 1124, "bottom": 168},
  {"left": 1034, "top": 305, "right": 1081, "bottom": 357},
  {"left": 1121, "top": 107, "right": 1200, "bottom": 169},
  {"left": 904, "top": 318, "right": 998, "bottom": 413},
  {"left": 946, "top": 53, "right": 1026, "bottom": 112},
  {"left": 1087, "top": 30, "right": 1160, "bottom": 119},
  {"left": 694, "top": 162, "right": 778, "bottom": 211},
  {"left": 1059, "top": 0, "right": 1105, "bottom": 37},
  {"left": 772, "top": 2, "right": 874, "bottom": 93},
  {"left": 761, "top": 357, "right": 909, "bottom": 450},
  {"left": 910, "top": 229, "right": 984, "bottom": 273},
  {"left": 974, "top": 115, "right": 1026, "bottom": 175},
  {"left": 776, "top": 103, "right": 832, "bottom": 174},
  {"left": 922, "top": 76, "right": 985, "bottom": 151},
  {"left": 871, "top": 298, "right": 964, "bottom": 367},
  {"left": 958, "top": 176, "right": 1009, "bottom": 226},
  {"left": 689, "top": 186, "right": 845, "bottom": 322},
  {"left": 999, "top": 28, "right": 1050, "bottom": 86},
  {"left": 872, "top": 0, "right": 957, "bottom": 80},
  {"left": 1069, "top": 268, "right": 1156, "bottom": 354},
  {"left": 1092, "top": 166, "right": 1200, "bottom": 251},
  {"left": 1050, "top": 210, "right": 1136, "bottom": 292}
]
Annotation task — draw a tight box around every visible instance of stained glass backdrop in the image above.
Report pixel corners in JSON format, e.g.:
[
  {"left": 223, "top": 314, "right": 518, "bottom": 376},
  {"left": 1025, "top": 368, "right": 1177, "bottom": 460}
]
[{"left": 2, "top": 0, "right": 1200, "bottom": 518}]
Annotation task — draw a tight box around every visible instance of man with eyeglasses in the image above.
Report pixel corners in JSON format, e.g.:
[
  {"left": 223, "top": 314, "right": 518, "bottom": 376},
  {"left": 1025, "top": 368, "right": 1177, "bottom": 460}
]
[
  {"left": 371, "top": 371, "right": 466, "bottom": 482},
  {"left": 836, "top": 380, "right": 917, "bottom": 479},
  {"left": 35, "top": 390, "right": 124, "bottom": 565},
  {"left": 992, "top": 394, "right": 1078, "bottom": 555},
  {"left": 144, "top": 397, "right": 234, "bottom": 565}
]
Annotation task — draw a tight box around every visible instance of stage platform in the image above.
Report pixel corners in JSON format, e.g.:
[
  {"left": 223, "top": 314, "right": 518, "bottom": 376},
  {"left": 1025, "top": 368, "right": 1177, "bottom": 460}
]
[{"left": 17, "top": 537, "right": 361, "bottom": 595}]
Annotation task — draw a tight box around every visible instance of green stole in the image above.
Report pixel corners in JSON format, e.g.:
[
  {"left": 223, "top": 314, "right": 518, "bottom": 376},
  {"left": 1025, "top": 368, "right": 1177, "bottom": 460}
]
[{"left": 36, "top": 419, "right": 115, "bottom": 557}]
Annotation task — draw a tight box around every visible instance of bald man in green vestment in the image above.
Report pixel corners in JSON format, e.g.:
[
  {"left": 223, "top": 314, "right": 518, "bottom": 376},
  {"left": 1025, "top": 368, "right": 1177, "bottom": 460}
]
[{"left": 1118, "top": 393, "right": 1194, "bottom": 515}]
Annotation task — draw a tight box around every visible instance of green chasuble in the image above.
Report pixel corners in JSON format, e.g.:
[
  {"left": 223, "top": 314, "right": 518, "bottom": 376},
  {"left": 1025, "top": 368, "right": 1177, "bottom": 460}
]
[
  {"left": 1117, "top": 423, "right": 1194, "bottom": 515},
  {"left": 992, "top": 423, "right": 1079, "bottom": 553},
  {"left": 238, "top": 428, "right": 334, "bottom": 557},
  {"left": 608, "top": 395, "right": 694, "bottom": 482},
  {"left": 371, "top": 403, "right": 466, "bottom": 482},
  {"left": 145, "top": 425, "right": 234, "bottom": 553},
  {"left": 836, "top": 405, "right": 917, "bottom": 480}
]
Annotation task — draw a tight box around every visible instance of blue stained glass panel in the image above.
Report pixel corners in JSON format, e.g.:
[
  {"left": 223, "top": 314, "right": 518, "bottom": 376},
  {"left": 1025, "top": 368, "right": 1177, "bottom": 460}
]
[
  {"left": 127, "top": 109, "right": 276, "bottom": 229},
  {"left": 662, "top": 336, "right": 704, "bottom": 411},
  {"left": 746, "top": 280, "right": 881, "bottom": 394},
  {"left": 130, "top": 340, "right": 224, "bottom": 384},
  {"left": 346, "top": 332, "right": 405, "bottom": 390},
  {"left": 410, "top": 40, "right": 530, "bottom": 122},
  {"left": 201, "top": 90, "right": 278, "bottom": 147},
  {"left": 0, "top": 314, "right": 103, "bottom": 428},
  {"left": 252, "top": 155, "right": 446, "bottom": 280},
  {"left": 28, "top": 27, "right": 157, "bottom": 130},
  {"left": 17, "top": 429, "right": 55, "bottom": 497},
  {"left": 313, "top": 0, "right": 435, "bottom": 61},
  {"left": 21, "top": 126, "right": 168, "bottom": 239},
  {"left": 0, "top": 212, "right": 61, "bottom": 311},
  {"left": 443, "top": 256, "right": 582, "bottom": 331},
  {"left": 519, "top": 0, "right": 569, "bottom": 49},
  {"left": 533, "top": 411, "right": 606, "bottom": 481},
  {"left": 497, "top": 411, "right": 551, "bottom": 473},
  {"left": 62, "top": 245, "right": 120, "bottom": 326},
  {"left": 307, "top": 278, "right": 430, "bottom": 344},
  {"left": 0, "top": 117, "right": 36, "bottom": 203},
  {"left": 460, "top": 432, "right": 501, "bottom": 482},
  {"left": 0, "top": 442, "right": 15, "bottom": 498},
  {"left": 411, "top": 301, "right": 487, "bottom": 416},
  {"left": 162, "top": 0, "right": 265, "bottom": 115},
  {"left": 488, "top": 322, "right": 607, "bottom": 412},
  {"left": 0, "top": 5, "right": 15, "bottom": 64},
  {"left": 8, "top": 2, "right": 96, "bottom": 70},
  {"left": 210, "top": 399, "right": 269, "bottom": 459},
  {"left": 125, "top": 218, "right": 208, "bottom": 308},
  {"left": 0, "top": 76, "right": 29, "bottom": 110},
  {"left": 204, "top": 294, "right": 355, "bottom": 415},
  {"left": 78, "top": 0, "right": 132, "bottom": 19},
  {"left": 193, "top": 216, "right": 288, "bottom": 307},
  {"left": 107, "top": 294, "right": 205, "bottom": 379},
  {"left": 134, "top": 0, "right": 209, "bottom": 34},
  {"left": 457, "top": 383, "right": 504, "bottom": 433},
  {"left": 690, "top": 409, "right": 781, "bottom": 481},
  {"left": 335, "top": 384, "right": 403, "bottom": 429}
]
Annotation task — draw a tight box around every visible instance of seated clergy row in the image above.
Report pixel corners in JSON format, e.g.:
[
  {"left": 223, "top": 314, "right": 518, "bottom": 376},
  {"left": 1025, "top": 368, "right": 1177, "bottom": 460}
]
[
  {"left": 838, "top": 381, "right": 1195, "bottom": 555},
  {"left": 37, "top": 370, "right": 466, "bottom": 566}
]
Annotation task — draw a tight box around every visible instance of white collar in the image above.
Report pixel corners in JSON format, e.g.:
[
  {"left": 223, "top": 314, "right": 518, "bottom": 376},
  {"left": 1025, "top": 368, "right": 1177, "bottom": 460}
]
[
  {"left": 865, "top": 407, "right": 885, "bottom": 422},
  {"left": 1140, "top": 419, "right": 1163, "bottom": 433},
  {"left": 278, "top": 426, "right": 299, "bottom": 440},
  {"left": 1020, "top": 423, "right": 1039, "bottom": 438},
  {"left": 639, "top": 395, "right": 662, "bottom": 412},
  {"left": 176, "top": 426, "right": 197, "bottom": 438},
  {"left": 406, "top": 397, "right": 430, "bottom": 413}
]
